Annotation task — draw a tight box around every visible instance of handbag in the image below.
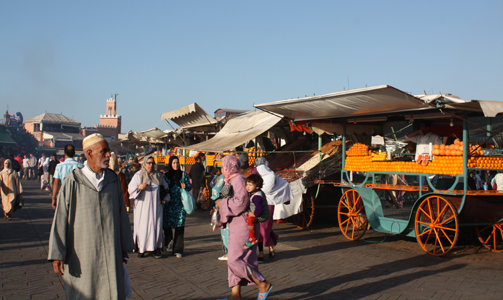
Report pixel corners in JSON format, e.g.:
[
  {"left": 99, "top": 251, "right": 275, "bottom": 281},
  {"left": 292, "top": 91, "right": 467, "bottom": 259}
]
[
  {"left": 196, "top": 187, "right": 206, "bottom": 204},
  {"left": 180, "top": 173, "right": 195, "bottom": 214}
]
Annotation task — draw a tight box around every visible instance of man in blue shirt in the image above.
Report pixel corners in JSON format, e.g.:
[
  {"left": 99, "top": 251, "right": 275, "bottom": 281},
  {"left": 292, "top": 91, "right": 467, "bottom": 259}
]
[{"left": 51, "top": 144, "right": 84, "bottom": 209}]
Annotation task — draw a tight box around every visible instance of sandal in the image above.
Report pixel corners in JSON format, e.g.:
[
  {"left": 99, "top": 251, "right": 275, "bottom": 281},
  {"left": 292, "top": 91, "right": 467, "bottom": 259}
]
[
  {"left": 257, "top": 285, "right": 273, "bottom": 300},
  {"left": 269, "top": 250, "right": 276, "bottom": 258}
]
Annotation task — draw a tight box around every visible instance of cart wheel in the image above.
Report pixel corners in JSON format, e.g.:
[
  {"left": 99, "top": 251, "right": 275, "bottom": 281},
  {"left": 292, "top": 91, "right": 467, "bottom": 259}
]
[
  {"left": 476, "top": 222, "right": 503, "bottom": 252},
  {"left": 414, "top": 195, "right": 459, "bottom": 256},
  {"left": 292, "top": 190, "right": 315, "bottom": 230},
  {"left": 338, "top": 189, "right": 368, "bottom": 240}
]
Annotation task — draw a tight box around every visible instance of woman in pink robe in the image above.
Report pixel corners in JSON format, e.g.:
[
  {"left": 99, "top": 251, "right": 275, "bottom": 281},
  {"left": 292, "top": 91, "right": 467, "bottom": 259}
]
[{"left": 215, "top": 155, "right": 273, "bottom": 300}]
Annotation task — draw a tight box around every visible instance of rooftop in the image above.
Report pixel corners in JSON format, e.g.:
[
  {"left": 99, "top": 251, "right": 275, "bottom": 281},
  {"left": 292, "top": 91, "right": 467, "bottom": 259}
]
[{"left": 25, "top": 113, "right": 80, "bottom": 125}]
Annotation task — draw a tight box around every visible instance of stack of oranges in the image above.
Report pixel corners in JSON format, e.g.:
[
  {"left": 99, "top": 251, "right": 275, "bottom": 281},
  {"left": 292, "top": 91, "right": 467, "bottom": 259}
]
[
  {"left": 468, "top": 156, "right": 503, "bottom": 169},
  {"left": 431, "top": 139, "right": 464, "bottom": 156},
  {"left": 346, "top": 143, "right": 370, "bottom": 156},
  {"left": 468, "top": 144, "right": 485, "bottom": 156}
]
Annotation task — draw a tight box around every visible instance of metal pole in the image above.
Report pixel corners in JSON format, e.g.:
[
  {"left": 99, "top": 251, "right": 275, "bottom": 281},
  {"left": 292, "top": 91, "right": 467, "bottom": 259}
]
[{"left": 463, "top": 112, "right": 468, "bottom": 192}]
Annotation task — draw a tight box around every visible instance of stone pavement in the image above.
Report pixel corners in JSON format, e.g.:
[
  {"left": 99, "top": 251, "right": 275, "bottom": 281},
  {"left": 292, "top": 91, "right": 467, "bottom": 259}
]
[{"left": 2, "top": 180, "right": 503, "bottom": 299}]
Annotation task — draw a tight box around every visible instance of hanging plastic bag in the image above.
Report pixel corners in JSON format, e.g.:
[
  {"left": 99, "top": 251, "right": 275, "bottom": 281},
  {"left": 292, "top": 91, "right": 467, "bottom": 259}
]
[
  {"left": 211, "top": 205, "right": 222, "bottom": 231},
  {"left": 181, "top": 189, "right": 195, "bottom": 214}
]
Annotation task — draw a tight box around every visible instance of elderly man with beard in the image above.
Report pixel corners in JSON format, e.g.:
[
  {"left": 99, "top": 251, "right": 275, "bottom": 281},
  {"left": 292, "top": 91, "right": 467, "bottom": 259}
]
[{"left": 48, "top": 134, "right": 135, "bottom": 300}]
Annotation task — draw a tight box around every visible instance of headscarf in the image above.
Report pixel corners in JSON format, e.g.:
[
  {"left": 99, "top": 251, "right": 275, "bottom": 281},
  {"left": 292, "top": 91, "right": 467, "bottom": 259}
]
[
  {"left": 139, "top": 155, "right": 162, "bottom": 186},
  {"left": 109, "top": 153, "right": 120, "bottom": 173},
  {"left": 1, "top": 159, "right": 13, "bottom": 175},
  {"left": 254, "top": 157, "right": 270, "bottom": 168},
  {"left": 165, "top": 156, "right": 182, "bottom": 188},
  {"left": 222, "top": 155, "right": 241, "bottom": 184}
]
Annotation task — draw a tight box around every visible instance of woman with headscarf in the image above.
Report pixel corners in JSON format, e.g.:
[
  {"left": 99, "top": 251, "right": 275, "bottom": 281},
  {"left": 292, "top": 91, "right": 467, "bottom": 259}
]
[
  {"left": 1, "top": 159, "right": 23, "bottom": 220},
  {"left": 163, "top": 156, "right": 192, "bottom": 258},
  {"left": 128, "top": 155, "right": 169, "bottom": 258},
  {"left": 110, "top": 153, "right": 131, "bottom": 213},
  {"left": 253, "top": 157, "right": 293, "bottom": 260},
  {"left": 215, "top": 155, "right": 273, "bottom": 300}
]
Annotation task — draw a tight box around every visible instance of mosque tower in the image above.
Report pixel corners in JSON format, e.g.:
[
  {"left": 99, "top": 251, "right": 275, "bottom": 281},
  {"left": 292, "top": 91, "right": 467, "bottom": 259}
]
[{"left": 98, "top": 95, "right": 121, "bottom": 140}]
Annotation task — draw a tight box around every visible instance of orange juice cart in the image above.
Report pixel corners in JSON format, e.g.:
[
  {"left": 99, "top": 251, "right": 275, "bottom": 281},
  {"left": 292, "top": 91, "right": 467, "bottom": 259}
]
[{"left": 254, "top": 85, "right": 503, "bottom": 256}]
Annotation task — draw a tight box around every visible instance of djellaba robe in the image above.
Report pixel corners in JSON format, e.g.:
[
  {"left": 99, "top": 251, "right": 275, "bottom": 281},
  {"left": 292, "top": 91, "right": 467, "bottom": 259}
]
[
  {"left": 128, "top": 171, "right": 168, "bottom": 253},
  {"left": 1, "top": 169, "right": 23, "bottom": 216},
  {"left": 48, "top": 168, "right": 135, "bottom": 300},
  {"left": 220, "top": 174, "right": 265, "bottom": 287}
]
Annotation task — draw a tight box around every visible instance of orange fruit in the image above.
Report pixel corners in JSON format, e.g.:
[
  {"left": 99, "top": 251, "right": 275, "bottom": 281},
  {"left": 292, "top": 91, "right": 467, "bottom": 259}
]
[
  {"left": 440, "top": 144, "right": 446, "bottom": 150},
  {"left": 434, "top": 144, "right": 440, "bottom": 149},
  {"left": 440, "top": 149, "right": 446, "bottom": 155}
]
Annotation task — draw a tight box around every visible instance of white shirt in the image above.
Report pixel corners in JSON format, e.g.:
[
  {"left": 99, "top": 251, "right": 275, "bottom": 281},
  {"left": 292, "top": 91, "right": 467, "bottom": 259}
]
[
  {"left": 406, "top": 132, "right": 442, "bottom": 161},
  {"left": 81, "top": 161, "right": 105, "bottom": 191}
]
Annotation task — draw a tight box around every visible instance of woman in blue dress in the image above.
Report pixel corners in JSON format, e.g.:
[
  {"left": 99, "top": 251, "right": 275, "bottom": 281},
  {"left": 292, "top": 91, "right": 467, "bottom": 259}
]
[{"left": 163, "top": 156, "right": 192, "bottom": 258}]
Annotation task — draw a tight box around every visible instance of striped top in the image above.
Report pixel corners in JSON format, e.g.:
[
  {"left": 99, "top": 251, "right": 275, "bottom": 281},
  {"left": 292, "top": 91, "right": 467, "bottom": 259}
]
[{"left": 54, "top": 158, "right": 84, "bottom": 181}]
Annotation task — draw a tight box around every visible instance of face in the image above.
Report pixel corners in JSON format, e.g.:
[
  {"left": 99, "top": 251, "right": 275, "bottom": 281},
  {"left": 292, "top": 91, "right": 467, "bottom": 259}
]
[
  {"left": 145, "top": 158, "right": 155, "bottom": 172},
  {"left": 419, "top": 123, "right": 430, "bottom": 134},
  {"left": 4, "top": 160, "right": 10, "bottom": 169},
  {"left": 86, "top": 141, "right": 111, "bottom": 171},
  {"left": 171, "top": 158, "right": 180, "bottom": 171},
  {"left": 246, "top": 181, "right": 258, "bottom": 193}
]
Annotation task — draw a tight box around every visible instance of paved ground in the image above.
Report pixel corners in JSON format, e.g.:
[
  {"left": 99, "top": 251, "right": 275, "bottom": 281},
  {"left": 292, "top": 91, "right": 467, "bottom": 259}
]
[{"left": 2, "top": 180, "right": 503, "bottom": 299}]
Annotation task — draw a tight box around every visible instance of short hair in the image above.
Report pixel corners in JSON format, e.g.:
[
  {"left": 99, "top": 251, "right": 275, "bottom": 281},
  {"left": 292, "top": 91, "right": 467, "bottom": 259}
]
[
  {"left": 64, "top": 144, "right": 76, "bottom": 158},
  {"left": 246, "top": 174, "right": 263, "bottom": 188},
  {"left": 420, "top": 121, "right": 431, "bottom": 128}
]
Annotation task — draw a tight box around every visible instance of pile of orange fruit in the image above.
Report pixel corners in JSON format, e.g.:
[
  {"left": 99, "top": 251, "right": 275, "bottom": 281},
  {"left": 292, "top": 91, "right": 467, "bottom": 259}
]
[
  {"left": 345, "top": 156, "right": 465, "bottom": 175},
  {"left": 468, "top": 144, "right": 485, "bottom": 156},
  {"left": 468, "top": 156, "right": 503, "bottom": 169},
  {"left": 346, "top": 143, "right": 370, "bottom": 156},
  {"left": 431, "top": 139, "right": 464, "bottom": 156},
  {"left": 245, "top": 146, "right": 266, "bottom": 166}
]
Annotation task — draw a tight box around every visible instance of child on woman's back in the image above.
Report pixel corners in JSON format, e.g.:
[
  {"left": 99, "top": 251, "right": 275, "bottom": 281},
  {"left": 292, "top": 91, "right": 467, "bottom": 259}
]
[{"left": 244, "top": 174, "right": 270, "bottom": 249}]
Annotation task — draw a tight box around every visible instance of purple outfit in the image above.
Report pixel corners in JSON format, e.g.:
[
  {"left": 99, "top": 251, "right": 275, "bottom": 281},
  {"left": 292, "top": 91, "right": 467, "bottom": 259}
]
[
  {"left": 220, "top": 156, "right": 265, "bottom": 288},
  {"left": 250, "top": 191, "right": 264, "bottom": 216}
]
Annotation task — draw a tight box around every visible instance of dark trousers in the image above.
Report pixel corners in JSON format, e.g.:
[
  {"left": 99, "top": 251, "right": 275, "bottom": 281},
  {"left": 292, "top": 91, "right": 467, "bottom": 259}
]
[{"left": 164, "top": 226, "right": 185, "bottom": 254}]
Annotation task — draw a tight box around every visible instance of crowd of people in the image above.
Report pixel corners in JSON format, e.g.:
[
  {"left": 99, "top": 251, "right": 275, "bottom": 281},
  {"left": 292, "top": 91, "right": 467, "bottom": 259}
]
[{"left": 41, "top": 134, "right": 289, "bottom": 300}]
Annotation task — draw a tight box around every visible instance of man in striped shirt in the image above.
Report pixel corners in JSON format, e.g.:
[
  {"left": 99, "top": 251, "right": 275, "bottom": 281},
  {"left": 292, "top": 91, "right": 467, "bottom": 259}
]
[{"left": 51, "top": 144, "right": 84, "bottom": 209}]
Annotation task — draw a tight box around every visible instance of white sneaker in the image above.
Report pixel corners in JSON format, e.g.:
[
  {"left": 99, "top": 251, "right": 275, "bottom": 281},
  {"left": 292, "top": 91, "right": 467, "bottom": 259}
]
[
  {"left": 218, "top": 255, "right": 228, "bottom": 261},
  {"left": 175, "top": 253, "right": 183, "bottom": 258}
]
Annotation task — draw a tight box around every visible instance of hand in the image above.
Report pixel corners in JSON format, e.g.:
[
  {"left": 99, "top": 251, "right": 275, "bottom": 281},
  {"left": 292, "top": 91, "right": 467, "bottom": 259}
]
[
  {"left": 180, "top": 183, "right": 186, "bottom": 189},
  {"left": 122, "top": 252, "right": 129, "bottom": 264},
  {"left": 209, "top": 207, "right": 215, "bottom": 215},
  {"left": 137, "top": 183, "right": 148, "bottom": 191},
  {"left": 249, "top": 211, "right": 256, "bottom": 218},
  {"left": 161, "top": 200, "right": 167, "bottom": 204},
  {"left": 51, "top": 198, "right": 57, "bottom": 210},
  {"left": 419, "top": 129, "right": 425, "bottom": 136},
  {"left": 215, "top": 199, "right": 221, "bottom": 208},
  {"left": 52, "top": 260, "right": 64, "bottom": 275}
]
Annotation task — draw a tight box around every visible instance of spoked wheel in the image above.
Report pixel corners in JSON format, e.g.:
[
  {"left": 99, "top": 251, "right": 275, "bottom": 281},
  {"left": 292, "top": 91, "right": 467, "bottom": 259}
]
[
  {"left": 476, "top": 222, "right": 503, "bottom": 252},
  {"left": 292, "top": 190, "right": 315, "bottom": 230},
  {"left": 415, "top": 195, "right": 459, "bottom": 256},
  {"left": 338, "top": 189, "right": 368, "bottom": 240}
]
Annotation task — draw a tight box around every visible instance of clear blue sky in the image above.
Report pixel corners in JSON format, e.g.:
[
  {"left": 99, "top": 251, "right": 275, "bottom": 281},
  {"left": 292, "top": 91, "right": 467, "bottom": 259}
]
[{"left": 1, "top": 1, "right": 502, "bottom": 132}]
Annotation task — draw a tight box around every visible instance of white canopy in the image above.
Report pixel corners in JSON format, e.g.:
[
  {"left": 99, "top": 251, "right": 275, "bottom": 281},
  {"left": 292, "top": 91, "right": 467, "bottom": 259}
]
[
  {"left": 161, "top": 103, "right": 218, "bottom": 130},
  {"left": 254, "top": 85, "right": 431, "bottom": 121},
  {"left": 445, "top": 100, "right": 503, "bottom": 118},
  {"left": 179, "top": 110, "right": 283, "bottom": 152}
]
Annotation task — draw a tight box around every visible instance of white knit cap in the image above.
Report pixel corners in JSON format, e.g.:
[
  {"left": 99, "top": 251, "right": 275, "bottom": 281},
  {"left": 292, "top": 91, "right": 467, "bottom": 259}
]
[{"left": 83, "top": 133, "right": 106, "bottom": 150}]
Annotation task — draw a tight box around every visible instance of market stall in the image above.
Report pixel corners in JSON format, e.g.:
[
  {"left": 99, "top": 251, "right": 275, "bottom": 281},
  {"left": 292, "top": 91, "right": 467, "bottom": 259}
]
[{"left": 257, "top": 84, "right": 503, "bottom": 256}]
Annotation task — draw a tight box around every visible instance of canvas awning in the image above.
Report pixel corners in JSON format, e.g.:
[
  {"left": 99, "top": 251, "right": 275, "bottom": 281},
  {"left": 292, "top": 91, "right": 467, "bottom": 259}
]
[
  {"left": 161, "top": 103, "right": 218, "bottom": 130},
  {"left": 0, "top": 131, "right": 16, "bottom": 146},
  {"left": 444, "top": 100, "right": 503, "bottom": 118},
  {"left": 43, "top": 132, "right": 84, "bottom": 141},
  {"left": 254, "top": 85, "right": 432, "bottom": 121},
  {"left": 179, "top": 110, "right": 283, "bottom": 152}
]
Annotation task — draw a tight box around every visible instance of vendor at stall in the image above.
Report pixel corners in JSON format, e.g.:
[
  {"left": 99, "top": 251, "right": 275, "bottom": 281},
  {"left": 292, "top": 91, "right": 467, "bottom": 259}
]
[{"left": 405, "top": 121, "right": 442, "bottom": 162}]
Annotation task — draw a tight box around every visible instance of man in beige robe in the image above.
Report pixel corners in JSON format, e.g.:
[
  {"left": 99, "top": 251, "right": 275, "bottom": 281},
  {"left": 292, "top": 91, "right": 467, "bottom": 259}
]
[{"left": 48, "top": 134, "right": 135, "bottom": 300}]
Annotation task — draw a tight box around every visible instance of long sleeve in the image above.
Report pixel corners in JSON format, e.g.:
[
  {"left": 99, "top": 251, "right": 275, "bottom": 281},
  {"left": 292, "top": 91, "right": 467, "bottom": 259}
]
[
  {"left": 47, "top": 180, "right": 69, "bottom": 261},
  {"left": 219, "top": 175, "right": 249, "bottom": 224},
  {"left": 128, "top": 172, "right": 142, "bottom": 199},
  {"left": 117, "top": 179, "right": 135, "bottom": 253}
]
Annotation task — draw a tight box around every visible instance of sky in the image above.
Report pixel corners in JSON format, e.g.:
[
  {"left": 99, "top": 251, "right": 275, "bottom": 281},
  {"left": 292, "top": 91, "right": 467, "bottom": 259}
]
[{"left": 1, "top": 1, "right": 502, "bottom": 133}]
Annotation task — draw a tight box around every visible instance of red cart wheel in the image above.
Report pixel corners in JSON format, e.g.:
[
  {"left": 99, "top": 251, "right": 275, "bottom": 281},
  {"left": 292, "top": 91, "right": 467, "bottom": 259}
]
[
  {"left": 292, "top": 190, "right": 315, "bottom": 230},
  {"left": 476, "top": 222, "right": 503, "bottom": 252},
  {"left": 338, "top": 189, "right": 367, "bottom": 240},
  {"left": 415, "top": 195, "right": 459, "bottom": 256}
]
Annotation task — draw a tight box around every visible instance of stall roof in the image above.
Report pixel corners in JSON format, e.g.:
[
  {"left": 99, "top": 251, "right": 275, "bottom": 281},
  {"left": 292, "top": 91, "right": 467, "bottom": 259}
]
[
  {"left": 254, "top": 85, "right": 432, "bottom": 121},
  {"left": 444, "top": 100, "right": 503, "bottom": 118},
  {"left": 43, "top": 132, "right": 85, "bottom": 141},
  {"left": 161, "top": 103, "right": 218, "bottom": 130},
  {"left": 179, "top": 110, "right": 283, "bottom": 152}
]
